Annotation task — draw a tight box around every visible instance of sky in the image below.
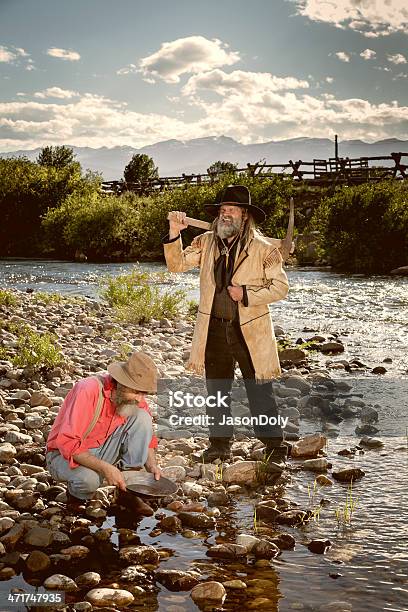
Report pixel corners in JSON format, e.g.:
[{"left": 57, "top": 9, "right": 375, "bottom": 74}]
[{"left": 0, "top": 0, "right": 407, "bottom": 151}]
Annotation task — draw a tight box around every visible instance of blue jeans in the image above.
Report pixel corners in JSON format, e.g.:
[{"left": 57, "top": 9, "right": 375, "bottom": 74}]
[{"left": 46, "top": 409, "right": 153, "bottom": 500}]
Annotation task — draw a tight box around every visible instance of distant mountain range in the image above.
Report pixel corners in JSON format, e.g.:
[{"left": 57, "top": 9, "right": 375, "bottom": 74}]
[{"left": 2, "top": 136, "right": 407, "bottom": 180}]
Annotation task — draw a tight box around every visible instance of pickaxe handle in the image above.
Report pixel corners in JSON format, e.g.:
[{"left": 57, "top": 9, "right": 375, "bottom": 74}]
[{"left": 166, "top": 213, "right": 211, "bottom": 231}]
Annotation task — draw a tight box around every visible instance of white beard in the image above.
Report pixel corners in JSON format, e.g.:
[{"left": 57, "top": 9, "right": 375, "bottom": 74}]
[
  {"left": 217, "top": 217, "right": 242, "bottom": 240},
  {"left": 116, "top": 402, "right": 140, "bottom": 418}
]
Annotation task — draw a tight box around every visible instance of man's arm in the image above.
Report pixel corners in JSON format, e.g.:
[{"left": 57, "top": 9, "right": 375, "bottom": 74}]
[
  {"left": 242, "top": 247, "right": 289, "bottom": 307},
  {"left": 163, "top": 210, "right": 203, "bottom": 273},
  {"left": 72, "top": 451, "right": 126, "bottom": 490},
  {"left": 48, "top": 378, "right": 107, "bottom": 469}
]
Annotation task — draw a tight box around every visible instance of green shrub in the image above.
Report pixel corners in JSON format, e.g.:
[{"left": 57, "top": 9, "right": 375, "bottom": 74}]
[
  {"left": 311, "top": 181, "right": 408, "bottom": 273},
  {"left": 187, "top": 300, "right": 199, "bottom": 319},
  {"left": 1, "top": 324, "right": 63, "bottom": 370},
  {"left": 99, "top": 266, "right": 187, "bottom": 324},
  {"left": 0, "top": 290, "right": 17, "bottom": 307},
  {"left": 42, "top": 174, "right": 295, "bottom": 260}
]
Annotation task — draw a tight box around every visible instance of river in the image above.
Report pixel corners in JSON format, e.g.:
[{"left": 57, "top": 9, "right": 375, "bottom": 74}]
[{"left": 1, "top": 258, "right": 408, "bottom": 611}]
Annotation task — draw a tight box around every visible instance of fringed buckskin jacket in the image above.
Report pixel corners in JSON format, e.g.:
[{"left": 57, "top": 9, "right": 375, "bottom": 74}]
[{"left": 164, "top": 230, "right": 289, "bottom": 382}]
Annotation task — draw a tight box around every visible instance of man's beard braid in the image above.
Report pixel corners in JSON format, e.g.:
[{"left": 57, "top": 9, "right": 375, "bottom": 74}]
[{"left": 216, "top": 216, "right": 242, "bottom": 240}]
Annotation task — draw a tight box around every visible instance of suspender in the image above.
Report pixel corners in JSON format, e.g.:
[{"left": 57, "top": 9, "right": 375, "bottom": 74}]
[{"left": 81, "top": 376, "right": 105, "bottom": 441}]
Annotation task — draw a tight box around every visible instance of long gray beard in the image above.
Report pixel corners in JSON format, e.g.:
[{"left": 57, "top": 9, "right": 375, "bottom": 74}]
[
  {"left": 216, "top": 218, "right": 242, "bottom": 240},
  {"left": 116, "top": 402, "right": 140, "bottom": 418}
]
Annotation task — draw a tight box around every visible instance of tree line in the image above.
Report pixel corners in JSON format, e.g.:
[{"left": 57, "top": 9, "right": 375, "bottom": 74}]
[{"left": 0, "top": 146, "right": 407, "bottom": 273}]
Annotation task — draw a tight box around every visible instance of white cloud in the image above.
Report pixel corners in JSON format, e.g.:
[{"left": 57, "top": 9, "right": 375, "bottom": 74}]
[
  {"left": 0, "top": 45, "right": 29, "bottom": 63},
  {"left": 47, "top": 47, "right": 80, "bottom": 61},
  {"left": 387, "top": 53, "right": 407, "bottom": 65},
  {"left": 117, "top": 63, "right": 137, "bottom": 76},
  {"left": 0, "top": 95, "right": 197, "bottom": 150},
  {"left": 0, "top": 47, "right": 16, "bottom": 63},
  {"left": 25, "top": 59, "right": 36, "bottom": 71},
  {"left": 290, "top": 0, "right": 408, "bottom": 37},
  {"left": 335, "top": 52, "right": 351, "bottom": 63},
  {"left": 15, "top": 47, "right": 29, "bottom": 57},
  {"left": 183, "top": 69, "right": 309, "bottom": 97},
  {"left": 360, "top": 49, "right": 376, "bottom": 60},
  {"left": 137, "top": 36, "right": 240, "bottom": 83},
  {"left": 326, "top": 76, "right": 334, "bottom": 83},
  {"left": 0, "top": 87, "right": 407, "bottom": 151},
  {"left": 34, "top": 87, "right": 80, "bottom": 99}
]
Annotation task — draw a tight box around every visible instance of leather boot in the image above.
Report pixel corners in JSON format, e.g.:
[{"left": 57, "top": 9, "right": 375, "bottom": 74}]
[{"left": 201, "top": 437, "right": 232, "bottom": 462}]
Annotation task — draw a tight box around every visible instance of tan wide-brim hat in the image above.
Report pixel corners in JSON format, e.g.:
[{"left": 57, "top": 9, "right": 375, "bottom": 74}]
[{"left": 108, "top": 352, "right": 157, "bottom": 394}]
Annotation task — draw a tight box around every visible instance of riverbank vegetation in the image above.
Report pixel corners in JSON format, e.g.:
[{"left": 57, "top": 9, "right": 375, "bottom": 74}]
[
  {"left": 99, "top": 266, "right": 187, "bottom": 324},
  {"left": 0, "top": 320, "right": 63, "bottom": 370},
  {"left": 312, "top": 181, "right": 408, "bottom": 274},
  {"left": 1, "top": 147, "right": 407, "bottom": 273}
]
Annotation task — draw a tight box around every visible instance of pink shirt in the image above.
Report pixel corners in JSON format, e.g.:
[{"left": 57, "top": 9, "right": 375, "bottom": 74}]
[{"left": 46, "top": 373, "right": 158, "bottom": 468}]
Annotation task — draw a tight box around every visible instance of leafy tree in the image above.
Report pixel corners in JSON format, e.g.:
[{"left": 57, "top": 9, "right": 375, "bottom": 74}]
[
  {"left": 36, "top": 145, "right": 77, "bottom": 169},
  {"left": 207, "top": 160, "right": 238, "bottom": 175},
  {"left": 123, "top": 154, "right": 159, "bottom": 184},
  {"left": 0, "top": 156, "right": 100, "bottom": 257},
  {"left": 311, "top": 181, "right": 408, "bottom": 273}
]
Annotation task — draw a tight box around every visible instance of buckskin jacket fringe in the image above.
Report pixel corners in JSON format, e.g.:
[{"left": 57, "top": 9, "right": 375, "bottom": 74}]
[{"left": 164, "top": 230, "right": 289, "bottom": 382}]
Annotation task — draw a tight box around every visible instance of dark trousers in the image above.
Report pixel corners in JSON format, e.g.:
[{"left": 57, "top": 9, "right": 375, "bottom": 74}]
[{"left": 204, "top": 318, "right": 283, "bottom": 446}]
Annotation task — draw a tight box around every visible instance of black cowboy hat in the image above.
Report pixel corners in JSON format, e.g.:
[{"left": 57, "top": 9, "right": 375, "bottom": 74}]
[{"left": 204, "top": 184, "right": 266, "bottom": 223}]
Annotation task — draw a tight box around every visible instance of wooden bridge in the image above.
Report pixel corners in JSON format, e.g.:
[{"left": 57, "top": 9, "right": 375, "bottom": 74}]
[{"left": 101, "top": 151, "right": 408, "bottom": 196}]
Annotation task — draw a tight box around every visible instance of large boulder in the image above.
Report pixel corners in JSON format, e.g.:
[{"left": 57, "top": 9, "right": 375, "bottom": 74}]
[
  {"left": 278, "top": 348, "right": 307, "bottom": 363},
  {"left": 119, "top": 545, "right": 160, "bottom": 565},
  {"left": 0, "top": 443, "right": 17, "bottom": 463},
  {"left": 223, "top": 461, "right": 259, "bottom": 485},
  {"left": 43, "top": 574, "right": 78, "bottom": 591},
  {"left": 86, "top": 588, "right": 134, "bottom": 607},
  {"left": 191, "top": 582, "right": 226, "bottom": 605},
  {"left": 155, "top": 569, "right": 199, "bottom": 591},
  {"left": 332, "top": 467, "right": 365, "bottom": 483},
  {"left": 291, "top": 434, "right": 327, "bottom": 458}
]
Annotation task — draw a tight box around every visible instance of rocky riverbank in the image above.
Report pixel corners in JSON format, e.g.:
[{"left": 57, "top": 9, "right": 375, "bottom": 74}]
[{"left": 0, "top": 290, "right": 404, "bottom": 611}]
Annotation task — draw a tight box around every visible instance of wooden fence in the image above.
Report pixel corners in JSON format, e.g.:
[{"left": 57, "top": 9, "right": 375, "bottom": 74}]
[{"left": 101, "top": 151, "right": 408, "bottom": 196}]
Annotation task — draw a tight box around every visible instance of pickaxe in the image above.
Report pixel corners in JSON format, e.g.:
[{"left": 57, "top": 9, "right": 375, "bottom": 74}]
[{"left": 167, "top": 197, "right": 295, "bottom": 261}]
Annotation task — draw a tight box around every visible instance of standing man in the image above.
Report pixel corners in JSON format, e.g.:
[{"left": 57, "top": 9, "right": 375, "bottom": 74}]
[
  {"left": 164, "top": 185, "right": 289, "bottom": 472},
  {"left": 46, "top": 352, "right": 160, "bottom": 515}
]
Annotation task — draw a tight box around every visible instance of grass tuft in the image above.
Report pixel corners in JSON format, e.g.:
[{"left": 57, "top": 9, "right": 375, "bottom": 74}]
[{"left": 334, "top": 481, "right": 359, "bottom": 528}]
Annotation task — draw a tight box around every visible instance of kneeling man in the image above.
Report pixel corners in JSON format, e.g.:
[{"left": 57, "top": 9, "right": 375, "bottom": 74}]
[{"left": 46, "top": 352, "right": 160, "bottom": 515}]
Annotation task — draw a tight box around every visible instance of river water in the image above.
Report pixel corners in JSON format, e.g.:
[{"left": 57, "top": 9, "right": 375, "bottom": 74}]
[{"left": 1, "top": 258, "right": 408, "bottom": 611}]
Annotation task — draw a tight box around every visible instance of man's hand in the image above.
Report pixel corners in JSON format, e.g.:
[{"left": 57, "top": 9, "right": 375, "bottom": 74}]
[
  {"left": 168, "top": 210, "right": 188, "bottom": 239},
  {"left": 146, "top": 464, "right": 161, "bottom": 480},
  {"left": 102, "top": 464, "right": 127, "bottom": 491},
  {"left": 228, "top": 285, "right": 244, "bottom": 302},
  {"left": 145, "top": 448, "right": 161, "bottom": 481}
]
